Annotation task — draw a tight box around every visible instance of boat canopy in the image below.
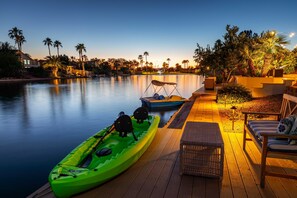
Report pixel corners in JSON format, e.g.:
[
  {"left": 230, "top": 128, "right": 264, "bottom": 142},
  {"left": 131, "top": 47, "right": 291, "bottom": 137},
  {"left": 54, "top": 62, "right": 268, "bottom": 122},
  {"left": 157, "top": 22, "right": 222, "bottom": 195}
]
[
  {"left": 142, "top": 80, "right": 182, "bottom": 98},
  {"left": 151, "top": 80, "right": 177, "bottom": 86}
]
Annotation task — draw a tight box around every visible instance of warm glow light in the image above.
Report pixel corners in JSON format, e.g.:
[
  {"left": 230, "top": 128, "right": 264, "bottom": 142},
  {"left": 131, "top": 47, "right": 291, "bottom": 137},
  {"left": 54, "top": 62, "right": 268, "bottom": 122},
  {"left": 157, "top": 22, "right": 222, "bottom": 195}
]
[
  {"left": 270, "top": 30, "right": 276, "bottom": 36},
  {"left": 295, "top": 44, "right": 297, "bottom": 49},
  {"left": 289, "top": 32, "right": 295, "bottom": 38}
]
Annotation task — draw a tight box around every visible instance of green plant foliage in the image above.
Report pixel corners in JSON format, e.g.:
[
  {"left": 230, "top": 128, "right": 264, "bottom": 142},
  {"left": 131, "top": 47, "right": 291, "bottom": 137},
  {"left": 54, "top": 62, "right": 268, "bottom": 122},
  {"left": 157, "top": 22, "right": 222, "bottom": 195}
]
[
  {"left": 194, "top": 25, "right": 297, "bottom": 81},
  {"left": 26, "top": 67, "right": 49, "bottom": 78},
  {"left": 217, "top": 84, "right": 252, "bottom": 104},
  {"left": 0, "top": 42, "right": 23, "bottom": 78}
]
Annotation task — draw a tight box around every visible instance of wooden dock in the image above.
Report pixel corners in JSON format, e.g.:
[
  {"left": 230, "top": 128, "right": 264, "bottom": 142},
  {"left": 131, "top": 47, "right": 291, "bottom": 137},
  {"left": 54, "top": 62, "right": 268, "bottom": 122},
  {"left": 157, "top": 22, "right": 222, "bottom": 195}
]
[{"left": 28, "top": 94, "right": 297, "bottom": 198}]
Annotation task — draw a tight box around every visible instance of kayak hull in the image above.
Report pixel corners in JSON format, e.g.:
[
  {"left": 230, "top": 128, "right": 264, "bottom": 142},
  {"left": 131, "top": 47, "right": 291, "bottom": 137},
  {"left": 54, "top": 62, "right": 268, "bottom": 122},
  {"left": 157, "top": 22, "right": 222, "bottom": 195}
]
[{"left": 49, "top": 115, "right": 160, "bottom": 198}]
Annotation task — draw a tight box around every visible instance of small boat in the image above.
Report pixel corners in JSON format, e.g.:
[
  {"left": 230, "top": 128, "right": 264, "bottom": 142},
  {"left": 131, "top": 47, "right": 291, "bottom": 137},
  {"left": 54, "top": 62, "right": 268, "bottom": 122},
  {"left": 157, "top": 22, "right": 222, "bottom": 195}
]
[
  {"left": 140, "top": 80, "right": 187, "bottom": 108},
  {"left": 49, "top": 107, "right": 160, "bottom": 198}
]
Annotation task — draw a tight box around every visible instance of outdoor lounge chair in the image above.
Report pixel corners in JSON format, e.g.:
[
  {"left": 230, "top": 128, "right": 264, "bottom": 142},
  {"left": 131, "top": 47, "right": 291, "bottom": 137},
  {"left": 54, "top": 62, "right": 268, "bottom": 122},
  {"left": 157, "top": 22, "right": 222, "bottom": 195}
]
[{"left": 242, "top": 93, "right": 297, "bottom": 187}]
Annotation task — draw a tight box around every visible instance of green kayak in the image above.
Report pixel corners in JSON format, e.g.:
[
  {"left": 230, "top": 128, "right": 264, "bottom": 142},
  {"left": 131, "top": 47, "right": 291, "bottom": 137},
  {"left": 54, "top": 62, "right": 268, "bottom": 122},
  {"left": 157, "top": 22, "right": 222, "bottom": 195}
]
[{"left": 49, "top": 109, "right": 160, "bottom": 198}]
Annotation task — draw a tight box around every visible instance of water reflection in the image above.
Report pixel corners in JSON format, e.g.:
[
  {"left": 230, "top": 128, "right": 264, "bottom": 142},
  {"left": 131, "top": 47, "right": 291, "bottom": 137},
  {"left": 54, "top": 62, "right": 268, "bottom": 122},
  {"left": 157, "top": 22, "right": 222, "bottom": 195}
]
[{"left": 0, "top": 75, "right": 202, "bottom": 198}]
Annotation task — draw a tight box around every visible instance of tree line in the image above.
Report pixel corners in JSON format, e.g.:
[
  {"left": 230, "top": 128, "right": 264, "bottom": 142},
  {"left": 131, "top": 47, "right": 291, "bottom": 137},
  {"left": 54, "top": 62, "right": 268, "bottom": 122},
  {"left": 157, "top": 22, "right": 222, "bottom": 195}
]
[
  {"left": 194, "top": 25, "right": 297, "bottom": 82},
  {"left": 1, "top": 27, "right": 192, "bottom": 78}
]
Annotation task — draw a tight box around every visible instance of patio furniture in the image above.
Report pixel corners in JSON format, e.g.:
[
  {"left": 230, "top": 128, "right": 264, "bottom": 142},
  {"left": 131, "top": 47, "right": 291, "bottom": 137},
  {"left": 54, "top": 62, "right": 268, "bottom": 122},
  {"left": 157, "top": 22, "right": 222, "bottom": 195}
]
[
  {"left": 242, "top": 93, "right": 297, "bottom": 187},
  {"left": 180, "top": 122, "right": 224, "bottom": 179},
  {"left": 204, "top": 77, "right": 216, "bottom": 90}
]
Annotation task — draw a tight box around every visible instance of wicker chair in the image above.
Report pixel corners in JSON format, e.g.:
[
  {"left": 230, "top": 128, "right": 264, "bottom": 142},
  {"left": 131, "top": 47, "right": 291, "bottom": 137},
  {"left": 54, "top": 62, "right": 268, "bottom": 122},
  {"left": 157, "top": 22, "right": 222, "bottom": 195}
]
[{"left": 242, "top": 93, "right": 297, "bottom": 187}]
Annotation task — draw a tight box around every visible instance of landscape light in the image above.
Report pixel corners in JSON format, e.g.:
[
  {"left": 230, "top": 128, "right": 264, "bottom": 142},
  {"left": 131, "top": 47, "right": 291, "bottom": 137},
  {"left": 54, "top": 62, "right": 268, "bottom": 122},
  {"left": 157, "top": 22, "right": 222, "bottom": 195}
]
[
  {"left": 231, "top": 106, "right": 237, "bottom": 130},
  {"left": 289, "top": 32, "right": 295, "bottom": 38}
]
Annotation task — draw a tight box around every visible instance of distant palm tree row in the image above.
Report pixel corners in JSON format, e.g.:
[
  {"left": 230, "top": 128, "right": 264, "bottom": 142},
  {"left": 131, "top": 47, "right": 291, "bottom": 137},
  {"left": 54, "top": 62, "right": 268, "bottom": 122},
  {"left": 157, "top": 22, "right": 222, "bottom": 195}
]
[
  {"left": 7, "top": 27, "right": 191, "bottom": 73},
  {"left": 42, "top": 38, "right": 63, "bottom": 57}
]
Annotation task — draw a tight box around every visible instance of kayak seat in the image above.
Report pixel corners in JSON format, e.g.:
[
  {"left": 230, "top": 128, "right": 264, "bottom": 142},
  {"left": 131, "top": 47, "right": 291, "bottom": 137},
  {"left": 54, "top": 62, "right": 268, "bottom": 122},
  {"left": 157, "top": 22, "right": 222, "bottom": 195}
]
[
  {"left": 133, "top": 107, "right": 149, "bottom": 124},
  {"left": 96, "top": 148, "right": 112, "bottom": 157},
  {"left": 114, "top": 114, "right": 138, "bottom": 140}
]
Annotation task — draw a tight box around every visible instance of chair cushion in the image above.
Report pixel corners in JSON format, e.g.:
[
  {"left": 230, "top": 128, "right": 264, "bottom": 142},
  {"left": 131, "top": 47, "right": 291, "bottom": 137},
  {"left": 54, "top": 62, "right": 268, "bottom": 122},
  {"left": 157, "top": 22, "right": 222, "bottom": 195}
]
[
  {"left": 247, "top": 120, "right": 297, "bottom": 150},
  {"left": 276, "top": 115, "right": 295, "bottom": 134},
  {"left": 268, "top": 138, "right": 297, "bottom": 152},
  {"left": 287, "top": 116, "right": 297, "bottom": 144},
  {"left": 247, "top": 120, "right": 279, "bottom": 137}
]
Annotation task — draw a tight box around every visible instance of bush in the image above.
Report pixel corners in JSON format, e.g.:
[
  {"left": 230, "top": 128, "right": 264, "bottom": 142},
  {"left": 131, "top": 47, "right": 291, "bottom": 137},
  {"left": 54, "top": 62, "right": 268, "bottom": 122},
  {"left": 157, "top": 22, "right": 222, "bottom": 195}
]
[
  {"left": 26, "top": 67, "right": 50, "bottom": 78},
  {"left": 217, "top": 84, "right": 252, "bottom": 104},
  {"left": 0, "top": 53, "right": 23, "bottom": 78}
]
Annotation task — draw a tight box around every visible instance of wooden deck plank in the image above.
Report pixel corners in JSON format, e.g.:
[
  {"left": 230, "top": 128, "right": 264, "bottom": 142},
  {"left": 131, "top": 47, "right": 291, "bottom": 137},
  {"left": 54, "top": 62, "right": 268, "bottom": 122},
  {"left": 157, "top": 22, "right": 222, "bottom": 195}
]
[
  {"left": 220, "top": 131, "right": 248, "bottom": 197},
  {"left": 205, "top": 178, "right": 220, "bottom": 198},
  {"left": 228, "top": 133, "right": 262, "bottom": 198},
  {"left": 243, "top": 134, "right": 289, "bottom": 198},
  {"left": 30, "top": 94, "right": 297, "bottom": 198},
  {"left": 240, "top": 134, "right": 278, "bottom": 198},
  {"left": 241, "top": 132, "right": 297, "bottom": 198},
  {"left": 192, "top": 177, "right": 206, "bottom": 198},
  {"left": 163, "top": 154, "right": 182, "bottom": 198},
  {"left": 149, "top": 130, "right": 182, "bottom": 197},
  {"left": 27, "top": 183, "right": 54, "bottom": 198},
  {"left": 220, "top": 155, "right": 233, "bottom": 198},
  {"left": 135, "top": 129, "right": 180, "bottom": 198},
  {"left": 121, "top": 128, "right": 175, "bottom": 198},
  {"left": 178, "top": 175, "right": 193, "bottom": 198}
]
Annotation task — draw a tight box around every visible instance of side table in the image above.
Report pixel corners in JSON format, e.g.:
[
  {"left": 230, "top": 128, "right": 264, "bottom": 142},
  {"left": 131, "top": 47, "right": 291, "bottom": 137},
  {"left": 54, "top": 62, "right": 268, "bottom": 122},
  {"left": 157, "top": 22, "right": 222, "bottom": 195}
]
[{"left": 180, "top": 121, "right": 224, "bottom": 179}]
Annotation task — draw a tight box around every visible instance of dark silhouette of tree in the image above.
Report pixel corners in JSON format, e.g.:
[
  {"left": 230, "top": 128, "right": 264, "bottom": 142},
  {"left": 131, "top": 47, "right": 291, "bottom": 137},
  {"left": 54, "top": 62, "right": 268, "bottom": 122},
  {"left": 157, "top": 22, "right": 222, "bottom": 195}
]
[
  {"left": 75, "top": 43, "right": 86, "bottom": 76},
  {"left": 0, "top": 42, "right": 23, "bottom": 77},
  {"left": 144, "top": 51, "right": 149, "bottom": 69},
  {"left": 43, "top": 37, "right": 53, "bottom": 57},
  {"left": 53, "top": 40, "right": 62, "bottom": 56},
  {"left": 8, "top": 27, "right": 26, "bottom": 52}
]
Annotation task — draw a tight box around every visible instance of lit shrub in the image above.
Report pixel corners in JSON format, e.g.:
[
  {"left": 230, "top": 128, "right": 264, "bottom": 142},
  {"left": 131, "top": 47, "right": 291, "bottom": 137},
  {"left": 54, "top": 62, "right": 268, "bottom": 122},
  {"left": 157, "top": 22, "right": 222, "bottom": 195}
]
[{"left": 217, "top": 84, "right": 252, "bottom": 104}]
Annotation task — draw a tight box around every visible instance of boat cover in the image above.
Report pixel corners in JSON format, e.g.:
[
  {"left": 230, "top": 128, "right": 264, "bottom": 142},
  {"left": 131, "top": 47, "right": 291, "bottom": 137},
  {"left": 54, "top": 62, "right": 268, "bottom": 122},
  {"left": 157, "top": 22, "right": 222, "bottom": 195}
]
[{"left": 151, "top": 80, "right": 176, "bottom": 86}]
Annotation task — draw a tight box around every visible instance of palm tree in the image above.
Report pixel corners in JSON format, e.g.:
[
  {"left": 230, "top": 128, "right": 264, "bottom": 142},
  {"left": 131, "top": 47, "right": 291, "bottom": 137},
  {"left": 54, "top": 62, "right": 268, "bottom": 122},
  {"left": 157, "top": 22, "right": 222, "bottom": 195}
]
[
  {"left": 18, "top": 35, "right": 26, "bottom": 52},
  {"left": 143, "top": 51, "right": 149, "bottom": 67},
  {"left": 138, "top": 55, "right": 143, "bottom": 68},
  {"left": 259, "top": 31, "right": 289, "bottom": 76},
  {"left": 182, "top": 60, "right": 189, "bottom": 68},
  {"left": 70, "top": 56, "right": 76, "bottom": 62},
  {"left": 43, "top": 56, "right": 63, "bottom": 78},
  {"left": 82, "top": 55, "right": 88, "bottom": 63},
  {"left": 167, "top": 58, "right": 171, "bottom": 67},
  {"left": 8, "top": 27, "right": 26, "bottom": 52},
  {"left": 75, "top": 43, "right": 87, "bottom": 76},
  {"left": 53, "top": 40, "right": 62, "bottom": 56},
  {"left": 43, "top": 37, "right": 53, "bottom": 57}
]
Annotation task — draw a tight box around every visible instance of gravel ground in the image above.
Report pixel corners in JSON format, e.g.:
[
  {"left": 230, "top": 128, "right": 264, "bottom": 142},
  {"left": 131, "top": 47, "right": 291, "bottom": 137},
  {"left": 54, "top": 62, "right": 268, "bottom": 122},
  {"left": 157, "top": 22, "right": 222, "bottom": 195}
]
[{"left": 217, "top": 94, "right": 283, "bottom": 133}]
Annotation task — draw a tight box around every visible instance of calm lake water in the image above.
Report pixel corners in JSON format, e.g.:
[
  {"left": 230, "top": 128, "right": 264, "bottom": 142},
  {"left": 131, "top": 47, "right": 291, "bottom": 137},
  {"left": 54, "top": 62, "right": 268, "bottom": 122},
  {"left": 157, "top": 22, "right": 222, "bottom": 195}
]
[{"left": 0, "top": 74, "right": 203, "bottom": 198}]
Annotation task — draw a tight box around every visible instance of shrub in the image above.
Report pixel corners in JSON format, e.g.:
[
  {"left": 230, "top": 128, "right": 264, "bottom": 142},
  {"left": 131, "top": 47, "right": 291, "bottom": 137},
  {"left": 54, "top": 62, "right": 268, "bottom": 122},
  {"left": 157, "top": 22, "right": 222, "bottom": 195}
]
[
  {"left": 217, "top": 84, "right": 252, "bottom": 104},
  {"left": 26, "top": 67, "right": 50, "bottom": 78}
]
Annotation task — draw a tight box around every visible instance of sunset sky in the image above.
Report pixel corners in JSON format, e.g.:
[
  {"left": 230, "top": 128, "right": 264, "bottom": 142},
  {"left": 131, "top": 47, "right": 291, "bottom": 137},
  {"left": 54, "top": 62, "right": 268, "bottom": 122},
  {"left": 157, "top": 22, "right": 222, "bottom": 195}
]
[{"left": 1, "top": 0, "right": 296, "bottom": 67}]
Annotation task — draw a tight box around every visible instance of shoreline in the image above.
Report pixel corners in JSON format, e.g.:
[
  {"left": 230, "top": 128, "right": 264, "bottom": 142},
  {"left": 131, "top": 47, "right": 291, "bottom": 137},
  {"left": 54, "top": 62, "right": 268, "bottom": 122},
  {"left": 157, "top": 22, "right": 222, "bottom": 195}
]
[
  {"left": 0, "top": 78, "right": 52, "bottom": 83},
  {"left": 0, "top": 73, "right": 198, "bottom": 83},
  {"left": 0, "top": 77, "right": 90, "bottom": 83}
]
